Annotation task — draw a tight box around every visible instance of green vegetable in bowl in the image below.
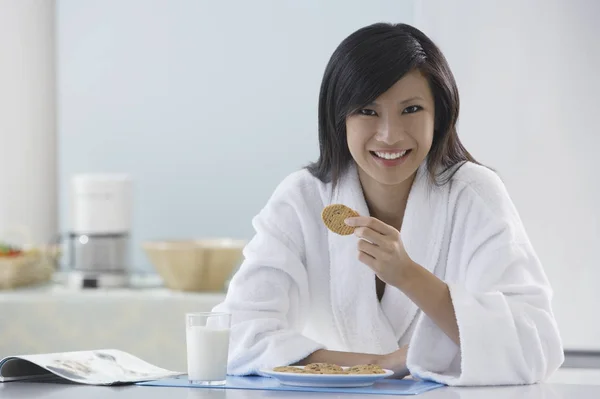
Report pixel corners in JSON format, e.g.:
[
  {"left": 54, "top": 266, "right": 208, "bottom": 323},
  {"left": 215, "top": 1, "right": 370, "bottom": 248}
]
[{"left": 0, "top": 242, "right": 23, "bottom": 257}]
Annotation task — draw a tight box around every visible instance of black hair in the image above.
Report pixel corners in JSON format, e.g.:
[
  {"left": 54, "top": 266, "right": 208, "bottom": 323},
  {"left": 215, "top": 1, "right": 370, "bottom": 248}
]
[{"left": 307, "top": 22, "right": 479, "bottom": 187}]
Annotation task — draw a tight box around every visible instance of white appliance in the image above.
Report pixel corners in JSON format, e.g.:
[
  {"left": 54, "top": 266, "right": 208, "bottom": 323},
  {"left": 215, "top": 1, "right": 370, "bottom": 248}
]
[{"left": 66, "top": 174, "right": 132, "bottom": 288}]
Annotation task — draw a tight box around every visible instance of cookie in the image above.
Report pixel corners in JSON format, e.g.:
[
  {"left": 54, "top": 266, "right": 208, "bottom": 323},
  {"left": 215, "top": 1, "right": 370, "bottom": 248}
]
[
  {"left": 304, "top": 362, "right": 342, "bottom": 371},
  {"left": 304, "top": 363, "right": 346, "bottom": 374},
  {"left": 272, "top": 366, "right": 306, "bottom": 373},
  {"left": 274, "top": 362, "right": 385, "bottom": 375},
  {"left": 318, "top": 369, "right": 349, "bottom": 375},
  {"left": 321, "top": 204, "right": 359, "bottom": 235},
  {"left": 347, "top": 364, "right": 386, "bottom": 374}
]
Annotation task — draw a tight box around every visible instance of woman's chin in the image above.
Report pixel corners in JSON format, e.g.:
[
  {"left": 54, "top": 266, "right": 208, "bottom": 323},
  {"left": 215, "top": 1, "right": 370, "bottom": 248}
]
[{"left": 363, "top": 166, "right": 417, "bottom": 187}]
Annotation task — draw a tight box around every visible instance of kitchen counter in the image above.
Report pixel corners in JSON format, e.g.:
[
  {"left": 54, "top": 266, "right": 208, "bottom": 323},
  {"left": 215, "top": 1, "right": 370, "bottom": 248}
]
[
  {"left": 2, "top": 281, "right": 599, "bottom": 388},
  {"left": 0, "top": 281, "right": 225, "bottom": 371},
  {"left": 1, "top": 382, "right": 599, "bottom": 399}
]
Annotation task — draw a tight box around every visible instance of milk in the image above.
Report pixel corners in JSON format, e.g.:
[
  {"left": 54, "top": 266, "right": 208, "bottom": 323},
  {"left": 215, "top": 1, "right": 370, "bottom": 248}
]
[{"left": 186, "top": 325, "right": 230, "bottom": 383}]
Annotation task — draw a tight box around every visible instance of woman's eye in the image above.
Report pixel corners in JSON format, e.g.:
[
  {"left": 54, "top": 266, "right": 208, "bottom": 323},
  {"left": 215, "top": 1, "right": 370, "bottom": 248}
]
[
  {"left": 358, "top": 109, "right": 377, "bottom": 116},
  {"left": 403, "top": 105, "right": 423, "bottom": 114}
]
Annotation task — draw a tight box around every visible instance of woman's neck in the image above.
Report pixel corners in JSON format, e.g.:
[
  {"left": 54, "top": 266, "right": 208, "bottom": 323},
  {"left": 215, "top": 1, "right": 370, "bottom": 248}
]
[{"left": 358, "top": 169, "right": 416, "bottom": 231}]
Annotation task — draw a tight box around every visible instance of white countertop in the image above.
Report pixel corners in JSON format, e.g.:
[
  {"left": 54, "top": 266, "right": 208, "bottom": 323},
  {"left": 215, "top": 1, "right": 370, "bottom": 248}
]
[{"left": 1, "top": 381, "right": 600, "bottom": 399}]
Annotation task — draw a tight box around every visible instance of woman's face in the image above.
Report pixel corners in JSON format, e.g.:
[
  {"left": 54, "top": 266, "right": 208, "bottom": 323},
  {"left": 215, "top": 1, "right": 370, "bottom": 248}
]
[{"left": 346, "top": 69, "right": 435, "bottom": 187}]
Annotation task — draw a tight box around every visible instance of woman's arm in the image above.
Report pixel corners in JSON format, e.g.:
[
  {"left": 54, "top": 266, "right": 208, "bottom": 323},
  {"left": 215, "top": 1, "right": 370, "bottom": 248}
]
[
  {"left": 403, "top": 171, "right": 564, "bottom": 385},
  {"left": 345, "top": 216, "right": 460, "bottom": 346},
  {"left": 297, "top": 349, "right": 378, "bottom": 367},
  {"left": 396, "top": 260, "right": 460, "bottom": 346},
  {"left": 297, "top": 346, "right": 410, "bottom": 378},
  {"left": 346, "top": 170, "right": 564, "bottom": 385}
]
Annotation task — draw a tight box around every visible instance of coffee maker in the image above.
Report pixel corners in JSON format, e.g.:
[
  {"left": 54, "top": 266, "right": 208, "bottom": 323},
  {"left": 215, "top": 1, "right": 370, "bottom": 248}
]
[{"left": 65, "top": 174, "right": 132, "bottom": 288}]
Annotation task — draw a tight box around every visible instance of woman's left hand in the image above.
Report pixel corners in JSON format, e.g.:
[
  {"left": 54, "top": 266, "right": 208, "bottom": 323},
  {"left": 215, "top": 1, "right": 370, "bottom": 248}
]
[
  {"left": 344, "top": 216, "right": 413, "bottom": 288},
  {"left": 376, "top": 345, "right": 410, "bottom": 379}
]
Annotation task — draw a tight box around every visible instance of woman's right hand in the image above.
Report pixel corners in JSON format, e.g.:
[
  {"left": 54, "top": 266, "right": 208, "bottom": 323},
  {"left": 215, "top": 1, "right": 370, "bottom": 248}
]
[{"left": 376, "top": 345, "right": 410, "bottom": 379}]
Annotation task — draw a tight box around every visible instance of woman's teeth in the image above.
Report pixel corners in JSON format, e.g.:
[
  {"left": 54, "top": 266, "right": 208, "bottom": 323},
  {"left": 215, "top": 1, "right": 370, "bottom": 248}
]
[{"left": 373, "top": 150, "right": 407, "bottom": 160}]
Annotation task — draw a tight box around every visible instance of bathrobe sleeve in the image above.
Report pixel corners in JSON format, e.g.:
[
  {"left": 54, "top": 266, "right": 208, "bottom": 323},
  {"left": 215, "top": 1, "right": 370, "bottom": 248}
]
[
  {"left": 212, "top": 174, "right": 324, "bottom": 375},
  {"left": 406, "top": 168, "right": 564, "bottom": 386}
]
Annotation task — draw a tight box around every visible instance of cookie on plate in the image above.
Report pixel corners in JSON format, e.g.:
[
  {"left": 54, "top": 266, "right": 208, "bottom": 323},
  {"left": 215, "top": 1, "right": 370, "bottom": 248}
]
[
  {"left": 304, "top": 362, "right": 346, "bottom": 374},
  {"left": 272, "top": 366, "right": 307, "bottom": 373},
  {"left": 347, "top": 364, "right": 386, "bottom": 374}
]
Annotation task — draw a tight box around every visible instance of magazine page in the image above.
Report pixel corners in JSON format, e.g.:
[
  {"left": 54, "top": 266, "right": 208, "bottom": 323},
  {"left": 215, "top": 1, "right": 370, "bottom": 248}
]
[
  {"left": 0, "top": 358, "right": 56, "bottom": 382},
  {"left": 0, "top": 349, "right": 183, "bottom": 385}
]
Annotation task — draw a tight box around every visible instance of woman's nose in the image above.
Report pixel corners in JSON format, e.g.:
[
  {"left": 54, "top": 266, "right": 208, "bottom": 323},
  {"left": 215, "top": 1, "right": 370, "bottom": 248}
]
[{"left": 375, "top": 114, "right": 405, "bottom": 144}]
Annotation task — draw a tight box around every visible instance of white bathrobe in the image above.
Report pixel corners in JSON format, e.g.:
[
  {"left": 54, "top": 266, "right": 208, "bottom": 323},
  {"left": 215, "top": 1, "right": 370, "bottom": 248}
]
[{"left": 212, "top": 161, "right": 564, "bottom": 386}]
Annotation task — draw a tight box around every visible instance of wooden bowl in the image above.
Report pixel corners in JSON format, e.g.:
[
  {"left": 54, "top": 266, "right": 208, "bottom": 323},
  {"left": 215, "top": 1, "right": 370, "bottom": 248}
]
[{"left": 142, "top": 239, "right": 245, "bottom": 292}]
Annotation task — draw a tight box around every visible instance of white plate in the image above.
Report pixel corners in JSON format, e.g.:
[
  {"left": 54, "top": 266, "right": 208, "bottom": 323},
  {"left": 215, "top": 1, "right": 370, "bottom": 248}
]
[{"left": 259, "top": 366, "right": 394, "bottom": 388}]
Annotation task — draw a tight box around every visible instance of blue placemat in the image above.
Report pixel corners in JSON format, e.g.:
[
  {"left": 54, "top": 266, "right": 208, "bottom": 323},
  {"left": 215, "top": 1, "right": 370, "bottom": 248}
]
[{"left": 137, "top": 375, "right": 444, "bottom": 396}]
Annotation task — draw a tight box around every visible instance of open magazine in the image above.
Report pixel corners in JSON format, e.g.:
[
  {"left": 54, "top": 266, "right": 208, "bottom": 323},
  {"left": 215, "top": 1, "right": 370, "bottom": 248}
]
[{"left": 0, "top": 349, "right": 183, "bottom": 385}]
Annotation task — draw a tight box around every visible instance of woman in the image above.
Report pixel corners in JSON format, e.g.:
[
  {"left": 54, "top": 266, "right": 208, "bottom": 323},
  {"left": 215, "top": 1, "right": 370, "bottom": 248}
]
[{"left": 213, "top": 22, "right": 563, "bottom": 386}]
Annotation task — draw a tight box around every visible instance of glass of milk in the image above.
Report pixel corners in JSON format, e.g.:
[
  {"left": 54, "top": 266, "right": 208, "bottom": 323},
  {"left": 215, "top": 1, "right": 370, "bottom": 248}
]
[{"left": 185, "top": 312, "right": 231, "bottom": 385}]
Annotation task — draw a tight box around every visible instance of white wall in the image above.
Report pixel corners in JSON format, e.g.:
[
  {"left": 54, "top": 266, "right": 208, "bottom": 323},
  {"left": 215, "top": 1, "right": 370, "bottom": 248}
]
[
  {"left": 0, "top": 0, "right": 57, "bottom": 245},
  {"left": 57, "top": 0, "right": 599, "bottom": 351},
  {"left": 56, "top": 1, "right": 415, "bottom": 271},
  {"left": 415, "top": 0, "right": 600, "bottom": 350}
]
